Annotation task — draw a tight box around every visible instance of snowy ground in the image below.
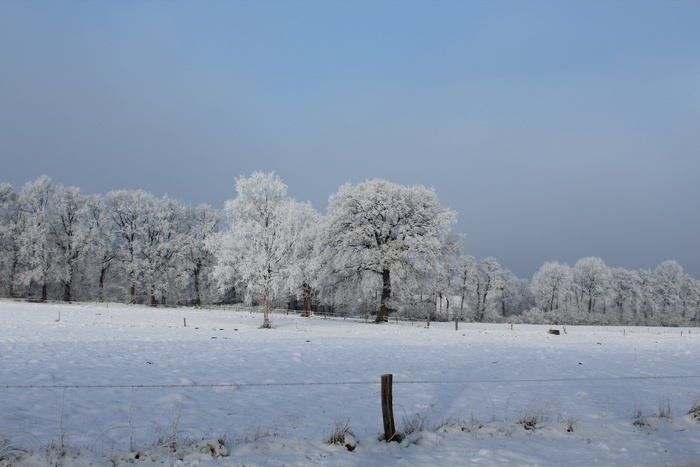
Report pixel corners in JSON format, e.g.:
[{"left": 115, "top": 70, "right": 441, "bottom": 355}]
[{"left": 1, "top": 300, "right": 700, "bottom": 466}]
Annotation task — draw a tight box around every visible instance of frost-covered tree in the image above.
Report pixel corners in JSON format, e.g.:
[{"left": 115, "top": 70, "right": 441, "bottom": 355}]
[
  {"left": 321, "top": 179, "right": 456, "bottom": 323},
  {"left": 51, "top": 185, "right": 95, "bottom": 302},
  {"left": 432, "top": 234, "right": 463, "bottom": 324},
  {"left": 180, "top": 204, "right": 222, "bottom": 307},
  {"left": 500, "top": 270, "right": 532, "bottom": 317},
  {"left": 0, "top": 183, "right": 23, "bottom": 297},
  {"left": 141, "top": 196, "right": 187, "bottom": 306},
  {"left": 84, "top": 195, "right": 119, "bottom": 302},
  {"left": 473, "top": 257, "right": 504, "bottom": 322},
  {"left": 406, "top": 233, "right": 462, "bottom": 325},
  {"left": 607, "top": 267, "right": 643, "bottom": 324},
  {"left": 652, "top": 260, "right": 686, "bottom": 325},
  {"left": 682, "top": 276, "right": 700, "bottom": 323},
  {"left": 18, "top": 176, "right": 55, "bottom": 301},
  {"left": 634, "top": 268, "right": 655, "bottom": 324},
  {"left": 531, "top": 261, "right": 572, "bottom": 313},
  {"left": 572, "top": 257, "right": 610, "bottom": 314},
  {"left": 107, "top": 189, "right": 155, "bottom": 303},
  {"left": 280, "top": 200, "right": 321, "bottom": 316},
  {"left": 455, "top": 255, "right": 478, "bottom": 321},
  {"left": 212, "top": 172, "right": 303, "bottom": 328}
]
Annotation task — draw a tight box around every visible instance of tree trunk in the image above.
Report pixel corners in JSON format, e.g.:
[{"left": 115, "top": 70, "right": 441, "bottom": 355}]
[
  {"left": 301, "top": 282, "right": 312, "bottom": 317},
  {"left": 8, "top": 255, "right": 18, "bottom": 298},
  {"left": 98, "top": 266, "right": 107, "bottom": 302},
  {"left": 193, "top": 265, "right": 201, "bottom": 307},
  {"left": 63, "top": 263, "right": 74, "bottom": 302},
  {"left": 262, "top": 293, "right": 271, "bottom": 328},
  {"left": 63, "top": 282, "right": 71, "bottom": 303},
  {"left": 475, "top": 279, "right": 482, "bottom": 322},
  {"left": 376, "top": 269, "right": 391, "bottom": 323},
  {"left": 41, "top": 282, "right": 48, "bottom": 302},
  {"left": 129, "top": 241, "right": 136, "bottom": 304},
  {"left": 548, "top": 289, "right": 556, "bottom": 312}
]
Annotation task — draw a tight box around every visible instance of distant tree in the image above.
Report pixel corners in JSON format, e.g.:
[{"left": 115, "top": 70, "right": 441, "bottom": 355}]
[
  {"left": 51, "top": 185, "right": 95, "bottom": 302},
  {"left": 652, "top": 260, "right": 685, "bottom": 325},
  {"left": 211, "top": 172, "right": 303, "bottom": 328},
  {"left": 682, "top": 276, "right": 700, "bottom": 323},
  {"left": 0, "top": 184, "right": 23, "bottom": 298},
  {"left": 634, "top": 269, "right": 655, "bottom": 324},
  {"left": 531, "top": 261, "right": 572, "bottom": 313},
  {"left": 500, "top": 270, "right": 532, "bottom": 317},
  {"left": 471, "top": 257, "right": 504, "bottom": 322},
  {"left": 18, "top": 176, "right": 55, "bottom": 301},
  {"left": 607, "top": 267, "right": 643, "bottom": 324},
  {"left": 107, "top": 189, "right": 155, "bottom": 303},
  {"left": 280, "top": 200, "right": 321, "bottom": 316},
  {"left": 572, "top": 257, "right": 610, "bottom": 314},
  {"left": 140, "top": 196, "right": 187, "bottom": 306},
  {"left": 410, "top": 233, "right": 462, "bottom": 326},
  {"left": 321, "top": 179, "right": 456, "bottom": 323},
  {"left": 456, "top": 255, "right": 478, "bottom": 321},
  {"left": 433, "top": 234, "right": 463, "bottom": 325},
  {"left": 84, "top": 195, "right": 119, "bottom": 302},
  {"left": 180, "top": 204, "right": 222, "bottom": 307}
]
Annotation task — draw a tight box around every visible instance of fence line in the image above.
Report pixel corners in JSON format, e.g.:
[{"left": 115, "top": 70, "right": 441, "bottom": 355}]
[{"left": 3, "top": 374, "right": 700, "bottom": 390}]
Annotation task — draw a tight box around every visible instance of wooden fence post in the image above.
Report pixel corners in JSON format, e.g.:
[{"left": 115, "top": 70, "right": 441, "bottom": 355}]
[{"left": 381, "top": 373, "right": 396, "bottom": 442}]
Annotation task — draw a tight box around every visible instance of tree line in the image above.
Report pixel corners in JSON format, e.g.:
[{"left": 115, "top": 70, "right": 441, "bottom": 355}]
[{"left": 1, "top": 174, "right": 698, "bottom": 327}]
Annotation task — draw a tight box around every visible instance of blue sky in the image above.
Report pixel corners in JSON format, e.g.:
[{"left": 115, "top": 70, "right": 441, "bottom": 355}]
[{"left": 2, "top": 0, "right": 699, "bottom": 280}]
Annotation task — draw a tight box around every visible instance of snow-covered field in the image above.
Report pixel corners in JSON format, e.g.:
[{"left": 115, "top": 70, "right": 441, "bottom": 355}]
[{"left": 1, "top": 300, "right": 700, "bottom": 466}]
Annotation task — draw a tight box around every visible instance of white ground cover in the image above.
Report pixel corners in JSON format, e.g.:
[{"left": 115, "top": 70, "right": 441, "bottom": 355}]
[{"left": 1, "top": 300, "right": 700, "bottom": 466}]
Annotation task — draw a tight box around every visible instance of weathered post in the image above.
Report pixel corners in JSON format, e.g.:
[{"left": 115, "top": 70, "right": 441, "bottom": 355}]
[{"left": 381, "top": 374, "right": 396, "bottom": 441}]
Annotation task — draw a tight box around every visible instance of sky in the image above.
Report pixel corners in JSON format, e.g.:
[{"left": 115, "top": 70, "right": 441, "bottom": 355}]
[{"left": 1, "top": 0, "right": 699, "bottom": 280}]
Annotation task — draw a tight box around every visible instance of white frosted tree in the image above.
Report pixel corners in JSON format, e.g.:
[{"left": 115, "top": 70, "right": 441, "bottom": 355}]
[
  {"left": 211, "top": 172, "right": 302, "bottom": 328},
  {"left": 531, "top": 261, "right": 572, "bottom": 313},
  {"left": 652, "top": 260, "right": 685, "bottom": 325},
  {"left": 473, "top": 257, "right": 504, "bottom": 322},
  {"left": 572, "top": 257, "right": 610, "bottom": 314},
  {"left": 607, "top": 267, "right": 643, "bottom": 324},
  {"left": 84, "top": 194, "right": 119, "bottom": 302},
  {"left": 456, "top": 255, "right": 478, "bottom": 321},
  {"left": 141, "top": 196, "right": 187, "bottom": 306},
  {"left": 180, "top": 204, "right": 223, "bottom": 307},
  {"left": 18, "top": 176, "right": 55, "bottom": 301},
  {"left": 280, "top": 200, "right": 321, "bottom": 316},
  {"left": 500, "top": 269, "right": 532, "bottom": 317},
  {"left": 321, "top": 179, "right": 456, "bottom": 323},
  {"left": 107, "top": 189, "right": 155, "bottom": 303},
  {"left": 682, "top": 276, "right": 700, "bottom": 323},
  {"left": 0, "top": 183, "right": 23, "bottom": 298},
  {"left": 51, "top": 185, "right": 96, "bottom": 302},
  {"left": 431, "top": 234, "right": 463, "bottom": 325}
]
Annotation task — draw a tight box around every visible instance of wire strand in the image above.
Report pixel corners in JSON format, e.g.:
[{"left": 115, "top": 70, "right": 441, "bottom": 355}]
[{"left": 2, "top": 374, "right": 699, "bottom": 390}]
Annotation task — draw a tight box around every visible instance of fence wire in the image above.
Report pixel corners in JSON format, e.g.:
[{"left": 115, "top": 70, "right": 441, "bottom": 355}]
[{"left": 3, "top": 374, "right": 700, "bottom": 390}]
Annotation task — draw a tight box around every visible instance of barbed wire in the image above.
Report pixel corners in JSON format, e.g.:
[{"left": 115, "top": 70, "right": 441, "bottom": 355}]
[{"left": 3, "top": 374, "right": 700, "bottom": 390}]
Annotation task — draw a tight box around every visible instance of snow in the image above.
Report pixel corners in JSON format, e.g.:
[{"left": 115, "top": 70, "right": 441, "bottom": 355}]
[{"left": 1, "top": 300, "right": 700, "bottom": 466}]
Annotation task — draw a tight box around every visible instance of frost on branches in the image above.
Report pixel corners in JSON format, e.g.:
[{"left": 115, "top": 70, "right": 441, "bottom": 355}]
[
  {"left": 209, "top": 172, "right": 319, "bottom": 328},
  {"left": 320, "top": 179, "right": 456, "bottom": 323}
]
